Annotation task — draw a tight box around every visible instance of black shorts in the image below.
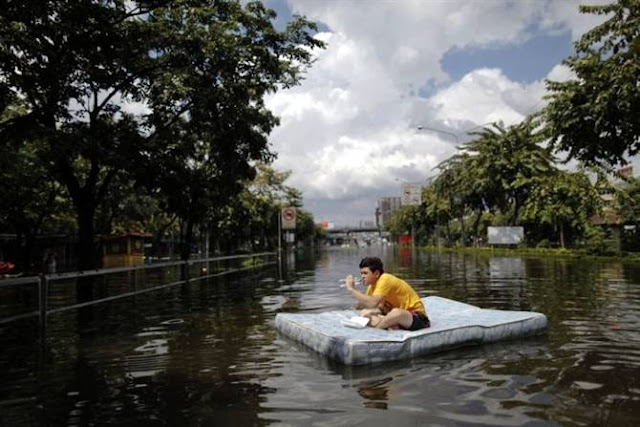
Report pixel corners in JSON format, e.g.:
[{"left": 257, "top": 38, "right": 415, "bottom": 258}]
[{"left": 407, "top": 312, "right": 430, "bottom": 331}]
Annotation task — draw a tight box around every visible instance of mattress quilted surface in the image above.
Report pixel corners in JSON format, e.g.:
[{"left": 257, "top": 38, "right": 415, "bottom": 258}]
[{"left": 275, "top": 296, "right": 548, "bottom": 365}]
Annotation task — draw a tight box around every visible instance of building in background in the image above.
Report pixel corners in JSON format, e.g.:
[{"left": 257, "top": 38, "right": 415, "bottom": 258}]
[
  {"left": 319, "top": 221, "right": 335, "bottom": 230},
  {"left": 377, "top": 197, "right": 402, "bottom": 228},
  {"left": 590, "top": 165, "right": 639, "bottom": 252}
]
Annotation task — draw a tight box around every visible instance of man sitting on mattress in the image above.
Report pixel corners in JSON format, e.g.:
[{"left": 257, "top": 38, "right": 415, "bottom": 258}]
[{"left": 344, "top": 256, "right": 430, "bottom": 331}]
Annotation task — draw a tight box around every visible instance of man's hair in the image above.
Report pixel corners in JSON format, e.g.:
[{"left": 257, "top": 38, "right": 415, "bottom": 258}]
[{"left": 359, "top": 257, "right": 384, "bottom": 274}]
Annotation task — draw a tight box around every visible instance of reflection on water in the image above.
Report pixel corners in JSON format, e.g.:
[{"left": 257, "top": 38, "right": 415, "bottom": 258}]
[{"left": 1, "top": 248, "right": 640, "bottom": 425}]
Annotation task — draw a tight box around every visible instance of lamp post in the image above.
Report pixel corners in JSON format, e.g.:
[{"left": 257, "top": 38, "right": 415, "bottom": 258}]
[
  {"left": 416, "top": 125, "right": 460, "bottom": 250},
  {"left": 416, "top": 125, "right": 460, "bottom": 144}
]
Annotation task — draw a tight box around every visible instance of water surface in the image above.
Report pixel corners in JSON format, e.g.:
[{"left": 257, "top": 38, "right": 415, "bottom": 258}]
[{"left": 1, "top": 247, "right": 640, "bottom": 425}]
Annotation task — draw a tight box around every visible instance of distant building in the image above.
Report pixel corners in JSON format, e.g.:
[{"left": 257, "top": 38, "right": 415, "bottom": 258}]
[
  {"left": 591, "top": 165, "right": 638, "bottom": 226},
  {"left": 590, "top": 165, "right": 639, "bottom": 252},
  {"left": 319, "top": 221, "right": 335, "bottom": 230},
  {"left": 378, "top": 197, "right": 402, "bottom": 228},
  {"left": 617, "top": 165, "right": 635, "bottom": 180}
]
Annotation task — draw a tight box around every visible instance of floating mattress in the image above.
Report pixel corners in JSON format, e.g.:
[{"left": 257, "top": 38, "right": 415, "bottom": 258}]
[{"left": 275, "top": 296, "right": 548, "bottom": 365}]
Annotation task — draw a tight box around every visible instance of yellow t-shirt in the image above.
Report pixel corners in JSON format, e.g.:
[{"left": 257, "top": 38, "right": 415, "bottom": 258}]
[{"left": 366, "top": 273, "right": 426, "bottom": 317}]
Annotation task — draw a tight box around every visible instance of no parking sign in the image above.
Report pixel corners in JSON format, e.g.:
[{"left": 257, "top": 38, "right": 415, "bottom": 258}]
[{"left": 281, "top": 207, "right": 297, "bottom": 229}]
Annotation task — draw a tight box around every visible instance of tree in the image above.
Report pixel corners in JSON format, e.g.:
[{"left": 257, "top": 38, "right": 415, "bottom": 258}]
[
  {"left": 294, "top": 209, "right": 321, "bottom": 247},
  {"left": 616, "top": 176, "right": 640, "bottom": 224},
  {"left": 462, "top": 119, "right": 556, "bottom": 225},
  {"left": 417, "top": 119, "right": 557, "bottom": 246},
  {"left": 0, "top": 1, "right": 323, "bottom": 268},
  {"left": 433, "top": 152, "right": 491, "bottom": 246},
  {"left": 615, "top": 176, "right": 640, "bottom": 251},
  {"left": 0, "top": 103, "right": 74, "bottom": 271},
  {"left": 211, "top": 163, "right": 313, "bottom": 253},
  {"left": 522, "top": 170, "right": 601, "bottom": 248},
  {"left": 94, "top": 174, "right": 166, "bottom": 237},
  {"left": 0, "top": 139, "right": 70, "bottom": 271},
  {"left": 544, "top": 0, "right": 640, "bottom": 166},
  {"left": 431, "top": 164, "right": 464, "bottom": 245}
]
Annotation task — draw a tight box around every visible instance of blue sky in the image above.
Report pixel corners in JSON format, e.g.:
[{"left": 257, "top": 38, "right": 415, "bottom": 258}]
[
  {"left": 261, "top": 0, "right": 606, "bottom": 226},
  {"left": 442, "top": 30, "right": 573, "bottom": 84}
]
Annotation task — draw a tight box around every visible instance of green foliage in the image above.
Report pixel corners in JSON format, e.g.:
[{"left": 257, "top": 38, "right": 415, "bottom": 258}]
[
  {"left": 0, "top": 104, "right": 75, "bottom": 269},
  {"left": 385, "top": 205, "right": 419, "bottom": 237},
  {"left": 294, "top": 209, "right": 319, "bottom": 245},
  {"left": 462, "top": 119, "right": 556, "bottom": 225},
  {"left": 0, "top": 139, "right": 72, "bottom": 269},
  {"left": 391, "top": 119, "right": 611, "bottom": 250},
  {"left": 616, "top": 177, "right": 640, "bottom": 224},
  {"left": 579, "top": 225, "right": 612, "bottom": 255},
  {"left": 536, "top": 239, "right": 551, "bottom": 249},
  {"left": 412, "top": 119, "right": 555, "bottom": 246},
  {"left": 212, "top": 163, "right": 317, "bottom": 253},
  {"left": 522, "top": 170, "right": 601, "bottom": 247},
  {"left": 544, "top": 0, "right": 640, "bottom": 166},
  {"left": 387, "top": 1, "right": 640, "bottom": 252},
  {"left": 95, "top": 176, "right": 167, "bottom": 236},
  {"left": 0, "top": 1, "right": 324, "bottom": 267}
]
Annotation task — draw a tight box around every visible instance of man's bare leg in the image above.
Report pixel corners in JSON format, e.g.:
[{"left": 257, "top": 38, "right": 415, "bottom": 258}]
[
  {"left": 368, "top": 314, "right": 383, "bottom": 327},
  {"left": 374, "top": 308, "right": 413, "bottom": 330}
]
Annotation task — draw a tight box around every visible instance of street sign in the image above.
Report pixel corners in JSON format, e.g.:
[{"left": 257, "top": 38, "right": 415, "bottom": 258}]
[
  {"left": 281, "top": 207, "right": 297, "bottom": 229},
  {"left": 401, "top": 183, "right": 422, "bottom": 206}
]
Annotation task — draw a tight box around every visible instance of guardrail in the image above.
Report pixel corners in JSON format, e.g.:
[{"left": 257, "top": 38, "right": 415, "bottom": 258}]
[{"left": 0, "top": 252, "right": 277, "bottom": 340}]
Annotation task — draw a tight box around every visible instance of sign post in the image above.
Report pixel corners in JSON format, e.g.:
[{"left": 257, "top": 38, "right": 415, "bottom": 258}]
[
  {"left": 401, "top": 183, "right": 422, "bottom": 206},
  {"left": 280, "top": 207, "right": 297, "bottom": 255},
  {"left": 281, "top": 207, "right": 297, "bottom": 230}
]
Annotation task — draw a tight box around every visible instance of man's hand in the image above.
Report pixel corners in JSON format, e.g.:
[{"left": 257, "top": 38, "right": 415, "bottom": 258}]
[
  {"left": 345, "top": 274, "right": 355, "bottom": 291},
  {"left": 344, "top": 274, "right": 382, "bottom": 309}
]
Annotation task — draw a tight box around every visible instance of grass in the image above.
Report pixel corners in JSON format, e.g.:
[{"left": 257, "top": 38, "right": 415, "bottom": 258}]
[{"left": 417, "top": 244, "right": 640, "bottom": 262}]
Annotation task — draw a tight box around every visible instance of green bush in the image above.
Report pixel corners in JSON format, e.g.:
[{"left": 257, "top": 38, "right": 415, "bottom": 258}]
[
  {"left": 580, "top": 226, "right": 609, "bottom": 255},
  {"left": 536, "top": 239, "right": 551, "bottom": 249}
]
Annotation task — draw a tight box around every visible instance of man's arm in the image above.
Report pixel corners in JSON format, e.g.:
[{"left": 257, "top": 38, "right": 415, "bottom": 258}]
[{"left": 345, "top": 275, "right": 383, "bottom": 308}]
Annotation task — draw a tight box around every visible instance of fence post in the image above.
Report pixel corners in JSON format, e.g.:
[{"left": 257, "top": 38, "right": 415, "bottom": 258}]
[
  {"left": 181, "top": 260, "right": 190, "bottom": 284},
  {"left": 38, "top": 274, "right": 48, "bottom": 344}
]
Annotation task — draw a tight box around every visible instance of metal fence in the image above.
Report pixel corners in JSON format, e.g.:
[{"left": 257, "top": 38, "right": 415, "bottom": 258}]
[{"left": 0, "top": 252, "right": 277, "bottom": 339}]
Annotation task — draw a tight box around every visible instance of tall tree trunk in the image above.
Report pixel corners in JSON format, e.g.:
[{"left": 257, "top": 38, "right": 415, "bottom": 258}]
[
  {"left": 74, "top": 197, "right": 98, "bottom": 306},
  {"left": 472, "top": 210, "right": 483, "bottom": 246},
  {"left": 511, "top": 197, "right": 520, "bottom": 226},
  {"left": 181, "top": 218, "right": 195, "bottom": 261},
  {"left": 76, "top": 197, "right": 98, "bottom": 270},
  {"left": 559, "top": 221, "right": 565, "bottom": 249},
  {"left": 56, "top": 157, "right": 117, "bottom": 271},
  {"left": 152, "top": 215, "right": 177, "bottom": 258}
]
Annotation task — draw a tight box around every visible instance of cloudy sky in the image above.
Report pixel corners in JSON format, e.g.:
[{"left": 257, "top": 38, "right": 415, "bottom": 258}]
[{"left": 262, "top": 0, "right": 607, "bottom": 227}]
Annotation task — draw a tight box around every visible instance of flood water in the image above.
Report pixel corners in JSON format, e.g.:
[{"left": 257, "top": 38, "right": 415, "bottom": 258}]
[{"left": 2, "top": 247, "right": 640, "bottom": 426}]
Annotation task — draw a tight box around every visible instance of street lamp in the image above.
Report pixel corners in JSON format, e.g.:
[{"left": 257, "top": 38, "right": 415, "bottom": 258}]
[
  {"left": 416, "top": 125, "right": 459, "bottom": 144},
  {"left": 416, "top": 125, "right": 460, "bottom": 250}
]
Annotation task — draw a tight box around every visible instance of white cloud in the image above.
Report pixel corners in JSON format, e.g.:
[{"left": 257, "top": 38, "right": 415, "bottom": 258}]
[
  {"left": 427, "top": 68, "right": 542, "bottom": 126},
  {"left": 546, "top": 63, "right": 575, "bottom": 82},
  {"left": 265, "top": 0, "right": 608, "bottom": 226},
  {"left": 539, "top": 0, "right": 606, "bottom": 40}
]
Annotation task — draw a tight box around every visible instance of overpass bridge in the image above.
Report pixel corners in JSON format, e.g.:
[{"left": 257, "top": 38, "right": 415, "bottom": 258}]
[{"left": 324, "top": 227, "right": 391, "bottom": 246}]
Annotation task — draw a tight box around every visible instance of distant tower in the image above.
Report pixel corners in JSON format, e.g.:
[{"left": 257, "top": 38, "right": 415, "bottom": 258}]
[{"left": 377, "top": 197, "right": 401, "bottom": 228}]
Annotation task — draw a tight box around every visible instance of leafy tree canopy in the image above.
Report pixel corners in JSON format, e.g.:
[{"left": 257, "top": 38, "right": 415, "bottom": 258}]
[
  {"left": 0, "top": 1, "right": 324, "bottom": 268},
  {"left": 544, "top": 0, "right": 640, "bottom": 166}
]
